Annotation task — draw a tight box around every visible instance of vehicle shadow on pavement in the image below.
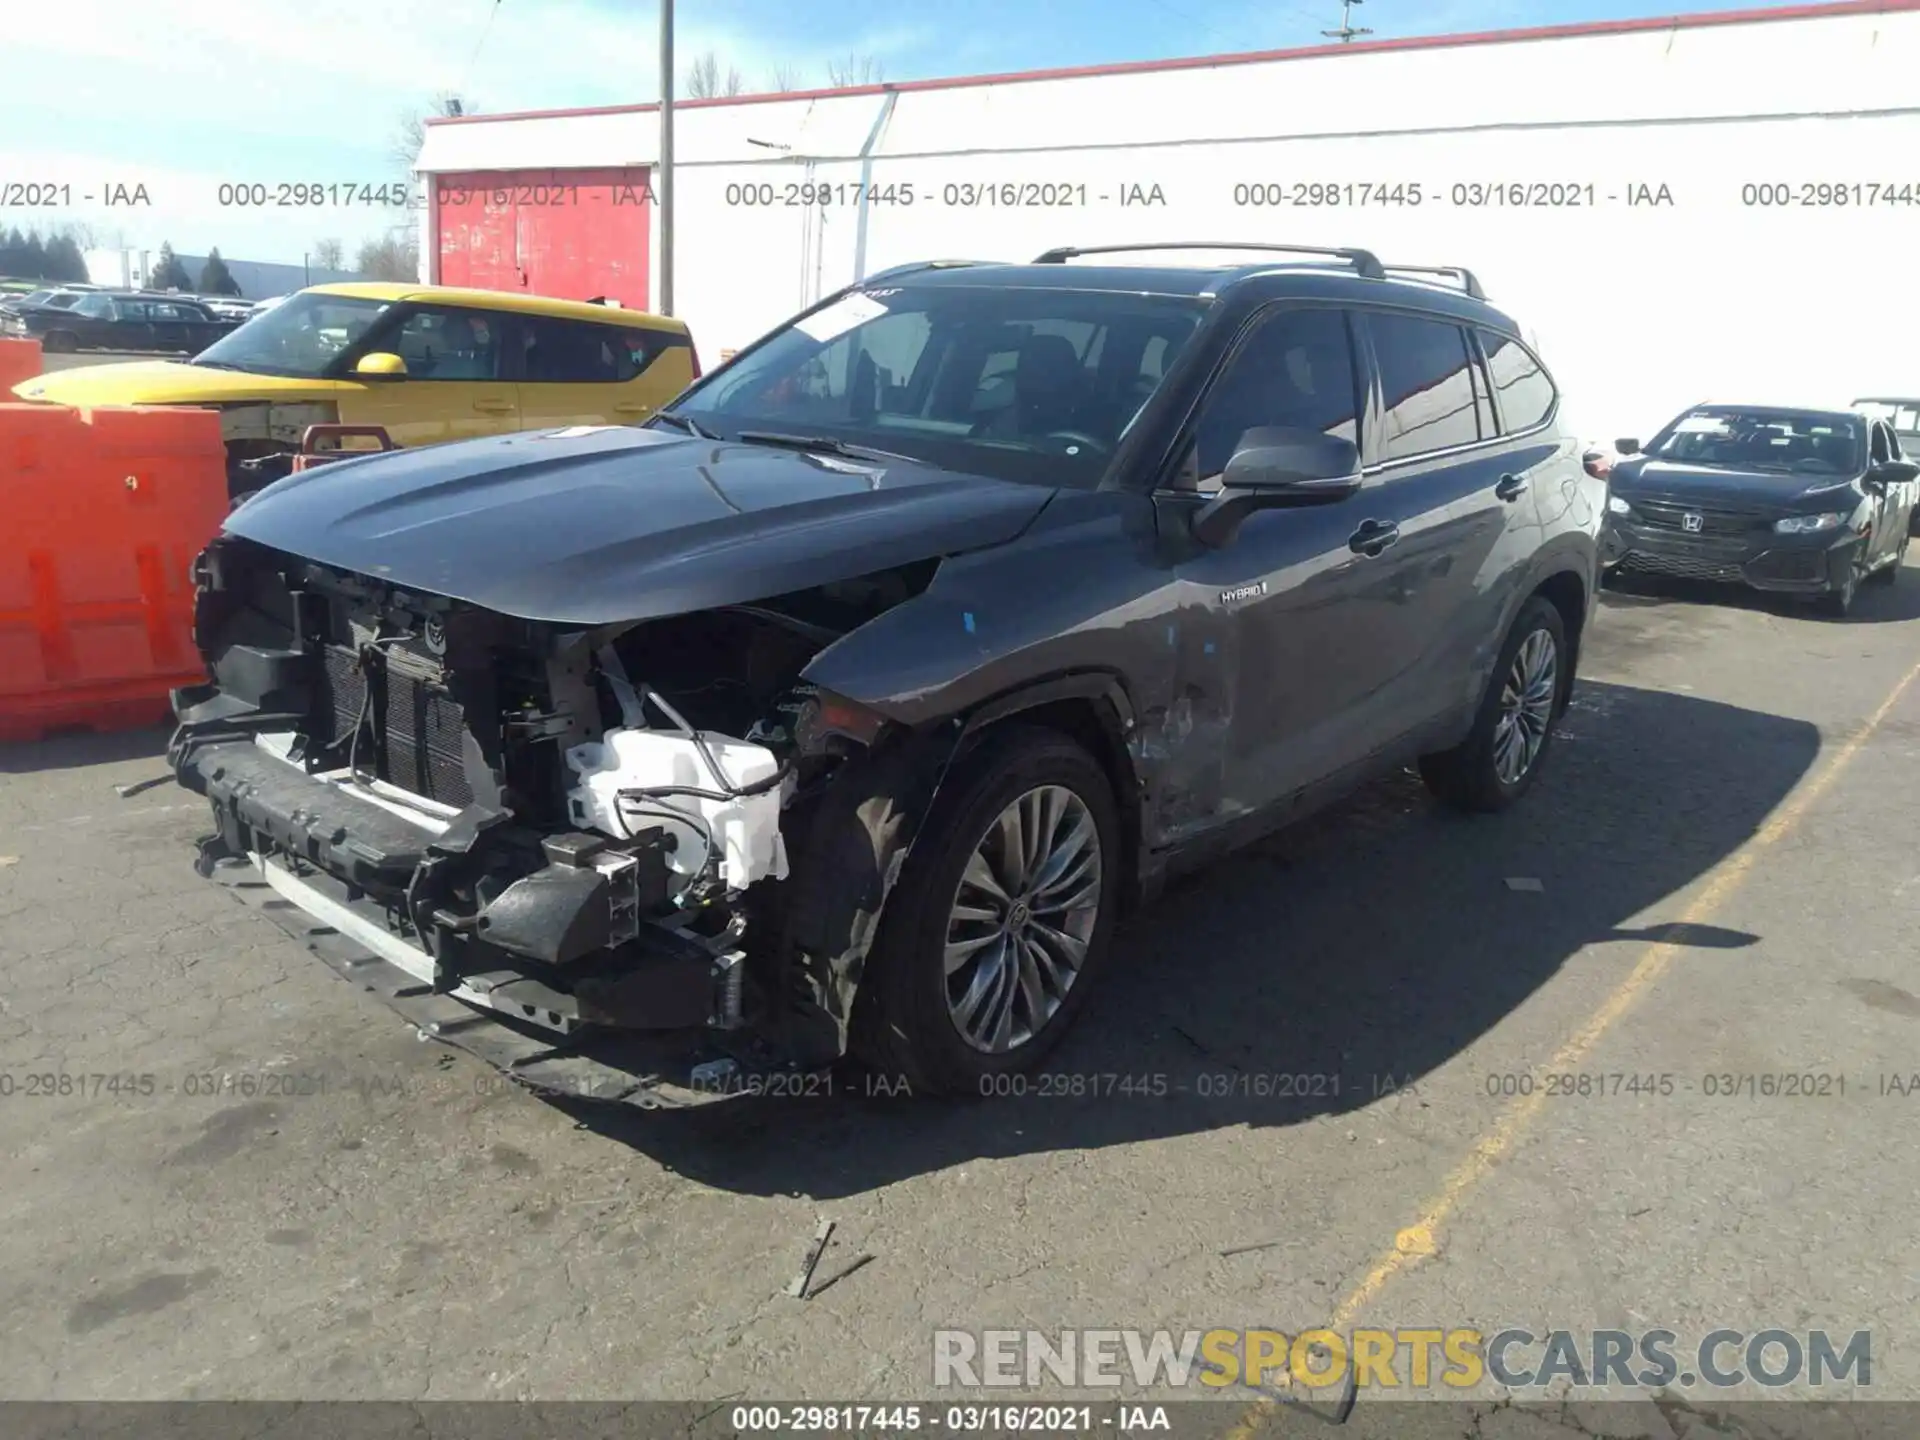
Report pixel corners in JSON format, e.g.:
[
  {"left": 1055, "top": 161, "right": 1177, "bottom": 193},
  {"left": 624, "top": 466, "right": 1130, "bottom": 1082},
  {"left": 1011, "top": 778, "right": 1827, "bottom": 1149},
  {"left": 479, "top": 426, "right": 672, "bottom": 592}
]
[
  {"left": 567, "top": 679, "right": 1820, "bottom": 1196},
  {"left": 1602, "top": 561, "right": 1920, "bottom": 624},
  {"left": 0, "top": 722, "right": 171, "bottom": 774}
]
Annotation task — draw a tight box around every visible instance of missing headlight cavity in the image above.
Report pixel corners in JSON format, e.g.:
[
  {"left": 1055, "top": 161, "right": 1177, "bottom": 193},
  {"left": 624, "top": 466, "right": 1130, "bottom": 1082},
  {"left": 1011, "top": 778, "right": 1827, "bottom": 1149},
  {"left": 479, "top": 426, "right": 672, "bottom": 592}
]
[{"left": 564, "top": 561, "right": 940, "bottom": 902}]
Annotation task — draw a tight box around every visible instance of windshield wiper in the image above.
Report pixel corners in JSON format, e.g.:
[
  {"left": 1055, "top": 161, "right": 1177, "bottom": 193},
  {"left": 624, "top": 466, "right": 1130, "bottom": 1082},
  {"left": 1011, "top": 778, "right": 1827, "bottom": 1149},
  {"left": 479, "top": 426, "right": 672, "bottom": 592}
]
[
  {"left": 649, "top": 410, "right": 719, "bottom": 440},
  {"left": 735, "top": 430, "right": 909, "bottom": 463},
  {"left": 189, "top": 358, "right": 249, "bottom": 370}
]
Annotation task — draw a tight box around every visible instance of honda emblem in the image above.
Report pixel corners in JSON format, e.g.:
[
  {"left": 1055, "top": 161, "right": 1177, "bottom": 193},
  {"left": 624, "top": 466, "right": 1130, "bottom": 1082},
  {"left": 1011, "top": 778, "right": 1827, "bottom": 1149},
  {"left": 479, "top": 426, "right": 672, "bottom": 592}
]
[
  {"left": 422, "top": 618, "right": 447, "bottom": 655},
  {"left": 1682, "top": 512, "right": 1704, "bottom": 533}
]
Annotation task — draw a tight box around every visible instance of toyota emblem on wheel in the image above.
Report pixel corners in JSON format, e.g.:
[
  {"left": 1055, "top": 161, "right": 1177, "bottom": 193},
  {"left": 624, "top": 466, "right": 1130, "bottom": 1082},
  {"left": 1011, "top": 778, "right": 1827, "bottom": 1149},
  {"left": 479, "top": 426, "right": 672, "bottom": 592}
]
[{"left": 1682, "top": 512, "right": 1705, "bottom": 533}]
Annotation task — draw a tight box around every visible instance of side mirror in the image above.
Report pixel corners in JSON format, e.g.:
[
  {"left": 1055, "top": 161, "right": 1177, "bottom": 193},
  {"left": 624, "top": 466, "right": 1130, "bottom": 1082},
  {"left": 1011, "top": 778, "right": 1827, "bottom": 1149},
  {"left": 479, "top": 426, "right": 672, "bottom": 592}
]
[
  {"left": 1613, "top": 437, "right": 1641, "bottom": 455},
  {"left": 354, "top": 351, "right": 407, "bottom": 378},
  {"left": 1191, "top": 428, "right": 1361, "bottom": 548},
  {"left": 1871, "top": 458, "right": 1919, "bottom": 486}
]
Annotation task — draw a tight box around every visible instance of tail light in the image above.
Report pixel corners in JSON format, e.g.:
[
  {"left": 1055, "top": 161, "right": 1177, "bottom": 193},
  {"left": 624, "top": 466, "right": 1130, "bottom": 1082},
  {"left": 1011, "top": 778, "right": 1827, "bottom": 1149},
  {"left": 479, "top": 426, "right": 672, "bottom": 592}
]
[{"left": 689, "top": 347, "right": 702, "bottom": 378}]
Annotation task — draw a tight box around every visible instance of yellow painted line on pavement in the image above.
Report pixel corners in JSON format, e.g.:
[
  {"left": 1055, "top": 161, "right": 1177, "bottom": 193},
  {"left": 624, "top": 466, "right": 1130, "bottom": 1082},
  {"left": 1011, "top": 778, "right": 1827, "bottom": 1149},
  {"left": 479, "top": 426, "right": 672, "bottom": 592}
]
[{"left": 1226, "top": 652, "right": 1920, "bottom": 1438}]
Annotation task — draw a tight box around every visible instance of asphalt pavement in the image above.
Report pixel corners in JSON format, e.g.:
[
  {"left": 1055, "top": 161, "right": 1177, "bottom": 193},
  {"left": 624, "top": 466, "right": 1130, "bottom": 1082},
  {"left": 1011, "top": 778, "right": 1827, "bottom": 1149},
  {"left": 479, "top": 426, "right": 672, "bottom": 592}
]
[{"left": 3, "top": 561, "right": 1919, "bottom": 1438}]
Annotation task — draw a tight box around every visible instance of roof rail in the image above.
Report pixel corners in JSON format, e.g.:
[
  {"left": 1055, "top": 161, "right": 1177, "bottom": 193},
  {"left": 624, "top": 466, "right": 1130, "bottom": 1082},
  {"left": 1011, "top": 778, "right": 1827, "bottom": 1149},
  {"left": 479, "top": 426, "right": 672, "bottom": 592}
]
[
  {"left": 1031, "top": 241, "right": 1387, "bottom": 279},
  {"left": 1379, "top": 264, "right": 1486, "bottom": 300},
  {"left": 860, "top": 258, "right": 990, "bottom": 284}
]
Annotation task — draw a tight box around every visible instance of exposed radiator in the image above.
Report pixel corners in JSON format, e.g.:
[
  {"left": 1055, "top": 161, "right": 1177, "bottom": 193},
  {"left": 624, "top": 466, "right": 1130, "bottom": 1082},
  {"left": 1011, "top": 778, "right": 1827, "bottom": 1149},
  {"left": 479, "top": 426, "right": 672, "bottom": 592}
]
[{"left": 315, "top": 643, "right": 473, "bottom": 808}]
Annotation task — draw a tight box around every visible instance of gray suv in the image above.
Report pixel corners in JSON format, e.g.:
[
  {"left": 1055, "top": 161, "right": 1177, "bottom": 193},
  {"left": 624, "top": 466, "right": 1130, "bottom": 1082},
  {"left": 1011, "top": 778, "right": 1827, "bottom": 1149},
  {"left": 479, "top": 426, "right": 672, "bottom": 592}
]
[{"left": 169, "top": 241, "right": 1604, "bottom": 1102}]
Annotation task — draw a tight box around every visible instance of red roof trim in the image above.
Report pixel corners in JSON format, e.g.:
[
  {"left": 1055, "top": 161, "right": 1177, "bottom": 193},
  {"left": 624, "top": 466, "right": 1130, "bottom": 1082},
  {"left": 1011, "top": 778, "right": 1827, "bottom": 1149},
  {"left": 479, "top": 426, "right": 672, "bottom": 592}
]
[{"left": 426, "top": 0, "right": 1918, "bottom": 128}]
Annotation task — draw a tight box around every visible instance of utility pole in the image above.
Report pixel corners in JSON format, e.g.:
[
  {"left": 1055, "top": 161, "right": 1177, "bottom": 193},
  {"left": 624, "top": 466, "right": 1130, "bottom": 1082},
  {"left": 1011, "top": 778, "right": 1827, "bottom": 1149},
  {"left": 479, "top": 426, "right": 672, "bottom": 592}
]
[
  {"left": 658, "top": 0, "right": 675, "bottom": 315},
  {"left": 1322, "top": 0, "right": 1371, "bottom": 43}
]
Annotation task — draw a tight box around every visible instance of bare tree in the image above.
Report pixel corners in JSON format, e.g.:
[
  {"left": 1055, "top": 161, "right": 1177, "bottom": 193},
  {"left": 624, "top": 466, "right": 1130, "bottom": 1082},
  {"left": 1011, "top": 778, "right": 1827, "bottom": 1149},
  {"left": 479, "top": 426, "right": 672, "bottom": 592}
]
[
  {"left": 391, "top": 91, "right": 474, "bottom": 174},
  {"left": 55, "top": 221, "right": 101, "bottom": 250},
  {"left": 684, "top": 50, "right": 744, "bottom": 98},
  {"left": 825, "top": 54, "right": 884, "bottom": 86},
  {"left": 310, "top": 238, "right": 346, "bottom": 270},
  {"left": 765, "top": 62, "right": 805, "bottom": 92},
  {"left": 355, "top": 229, "right": 420, "bottom": 283}
]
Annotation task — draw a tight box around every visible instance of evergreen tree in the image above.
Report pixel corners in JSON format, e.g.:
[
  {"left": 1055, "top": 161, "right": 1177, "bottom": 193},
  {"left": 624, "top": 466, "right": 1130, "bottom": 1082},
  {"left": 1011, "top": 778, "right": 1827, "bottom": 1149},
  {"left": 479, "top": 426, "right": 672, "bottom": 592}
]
[
  {"left": 149, "top": 241, "right": 192, "bottom": 291},
  {"left": 20, "top": 231, "right": 48, "bottom": 280},
  {"left": 198, "top": 248, "right": 241, "bottom": 295},
  {"left": 44, "top": 233, "right": 87, "bottom": 283},
  {"left": 0, "top": 228, "right": 21, "bottom": 278}
]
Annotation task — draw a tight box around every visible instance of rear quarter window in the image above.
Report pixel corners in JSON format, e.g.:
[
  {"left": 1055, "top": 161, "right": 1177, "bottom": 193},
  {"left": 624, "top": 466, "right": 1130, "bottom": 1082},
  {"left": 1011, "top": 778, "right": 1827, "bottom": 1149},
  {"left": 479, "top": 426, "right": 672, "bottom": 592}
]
[{"left": 1477, "top": 330, "right": 1558, "bottom": 434}]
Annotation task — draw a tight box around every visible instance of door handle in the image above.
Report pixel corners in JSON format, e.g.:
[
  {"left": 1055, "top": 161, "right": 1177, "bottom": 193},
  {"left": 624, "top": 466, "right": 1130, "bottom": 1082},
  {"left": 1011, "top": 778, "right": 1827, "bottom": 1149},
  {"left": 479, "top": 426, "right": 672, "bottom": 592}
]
[
  {"left": 472, "top": 398, "right": 515, "bottom": 413},
  {"left": 1495, "top": 472, "right": 1528, "bottom": 501},
  {"left": 1348, "top": 519, "right": 1400, "bottom": 556},
  {"left": 614, "top": 402, "right": 653, "bottom": 415}
]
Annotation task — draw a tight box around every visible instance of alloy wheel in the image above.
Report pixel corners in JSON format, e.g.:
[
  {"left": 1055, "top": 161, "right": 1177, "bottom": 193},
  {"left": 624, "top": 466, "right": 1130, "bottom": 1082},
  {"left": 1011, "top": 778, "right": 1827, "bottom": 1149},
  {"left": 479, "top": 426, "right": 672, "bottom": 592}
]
[
  {"left": 943, "top": 784, "right": 1103, "bottom": 1054},
  {"left": 1491, "top": 628, "right": 1558, "bottom": 786}
]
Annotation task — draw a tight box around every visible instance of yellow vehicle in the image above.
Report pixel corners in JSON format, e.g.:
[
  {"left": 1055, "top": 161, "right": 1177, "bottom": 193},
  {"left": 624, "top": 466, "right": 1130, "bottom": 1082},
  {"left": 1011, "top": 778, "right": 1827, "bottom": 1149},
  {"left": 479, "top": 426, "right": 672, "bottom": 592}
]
[{"left": 12, "top": 283, "right": 699, "bottom": 492}]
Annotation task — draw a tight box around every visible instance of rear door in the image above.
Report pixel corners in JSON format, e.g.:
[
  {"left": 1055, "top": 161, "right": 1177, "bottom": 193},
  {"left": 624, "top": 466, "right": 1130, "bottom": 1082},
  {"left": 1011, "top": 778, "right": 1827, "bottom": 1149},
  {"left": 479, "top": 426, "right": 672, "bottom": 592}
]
[
  {"left": 1346, "top": 308, "right": 1542, "bottom": 740},
  {"left": 513, "top": 315, "right": 695, "bottom": 428}
]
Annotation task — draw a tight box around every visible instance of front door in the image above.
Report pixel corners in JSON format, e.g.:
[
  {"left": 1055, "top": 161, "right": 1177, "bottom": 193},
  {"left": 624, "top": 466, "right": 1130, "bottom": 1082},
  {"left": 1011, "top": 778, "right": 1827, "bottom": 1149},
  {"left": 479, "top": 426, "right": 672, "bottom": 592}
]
[
  {"left": 1165, "top": 303, "right": 1402, "bottom": 814},
  {"left": 341, "top": 304, "right": 520, "bottom": 445}
]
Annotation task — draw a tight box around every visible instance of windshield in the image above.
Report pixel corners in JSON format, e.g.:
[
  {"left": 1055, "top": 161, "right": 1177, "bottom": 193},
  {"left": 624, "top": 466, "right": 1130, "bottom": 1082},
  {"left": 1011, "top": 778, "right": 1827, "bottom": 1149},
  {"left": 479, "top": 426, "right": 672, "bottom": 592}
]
[
  {"left": 191, "top": 292, "right": 391, "bottom": 377},
  {"left": 662, "top": 283, "right": 1209, "bottom": 486},
  {"left": 1645, "top": 408, "right": 1862, "bottom": 475}
]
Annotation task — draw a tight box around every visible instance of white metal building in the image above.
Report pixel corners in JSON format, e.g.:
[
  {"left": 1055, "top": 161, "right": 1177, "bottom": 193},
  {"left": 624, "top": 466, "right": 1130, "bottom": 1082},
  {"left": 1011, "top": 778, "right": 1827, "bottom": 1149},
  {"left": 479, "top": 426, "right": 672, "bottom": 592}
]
[{"left": 413, "top": 0, "right": 1920, "bottom": 441}]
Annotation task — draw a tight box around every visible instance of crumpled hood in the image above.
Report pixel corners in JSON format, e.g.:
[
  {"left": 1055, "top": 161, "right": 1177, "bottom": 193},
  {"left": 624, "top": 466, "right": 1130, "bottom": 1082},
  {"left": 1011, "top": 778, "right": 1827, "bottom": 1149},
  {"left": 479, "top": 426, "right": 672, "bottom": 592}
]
[
  {"left": 1612, "top": 457, "right": 1861, "bottom": 508},
  {"left": 224, "top": 424, "right": 1057, "bottom": 624}
]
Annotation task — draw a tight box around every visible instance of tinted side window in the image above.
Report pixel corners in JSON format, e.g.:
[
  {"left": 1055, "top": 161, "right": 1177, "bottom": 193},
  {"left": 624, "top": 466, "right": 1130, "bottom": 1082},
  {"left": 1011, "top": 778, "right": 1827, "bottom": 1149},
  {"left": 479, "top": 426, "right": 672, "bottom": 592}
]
[
  {"left": 1192, "top": 306, "right": 1361, "bottom": 477},
  {"left": 386, "top": 307, "right": 503, "bottom": 380},
  {"left": 1870, "top": 423, "right": 1891, "bottom": 464},
  {"left": 1370, "top": 312, "right": 1480, "bottom": 461},
  {"left": 1478, "top": 330, "right": 1557, "bottom": 434},
  {"left": 523, "top": 318, "right": 686, "bottom": 383}
]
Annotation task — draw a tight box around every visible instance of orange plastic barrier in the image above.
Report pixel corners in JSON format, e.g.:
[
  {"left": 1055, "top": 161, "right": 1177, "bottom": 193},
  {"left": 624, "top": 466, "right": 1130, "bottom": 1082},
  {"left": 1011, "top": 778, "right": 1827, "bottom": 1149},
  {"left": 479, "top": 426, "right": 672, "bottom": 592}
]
[
  {"left": 0, "top": 337, "right": 41, "bottom": 393},
  {"left": 0, "top": 403, "right": 228, "bottom": 742}
]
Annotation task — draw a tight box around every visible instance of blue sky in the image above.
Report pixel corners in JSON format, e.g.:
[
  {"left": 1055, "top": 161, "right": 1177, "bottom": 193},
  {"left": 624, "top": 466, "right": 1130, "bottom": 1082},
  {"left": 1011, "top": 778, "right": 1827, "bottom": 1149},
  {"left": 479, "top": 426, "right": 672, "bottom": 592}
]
[{"left": 0, "top": 0, "right": 1780, "bottom": 268}]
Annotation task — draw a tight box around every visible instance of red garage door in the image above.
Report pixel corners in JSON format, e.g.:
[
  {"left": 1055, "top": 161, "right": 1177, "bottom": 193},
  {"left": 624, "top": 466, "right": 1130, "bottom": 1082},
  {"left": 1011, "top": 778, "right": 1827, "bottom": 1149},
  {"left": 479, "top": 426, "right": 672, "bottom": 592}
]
[{"left": 434, "top": 167, "right": 652, "bottom": 309}]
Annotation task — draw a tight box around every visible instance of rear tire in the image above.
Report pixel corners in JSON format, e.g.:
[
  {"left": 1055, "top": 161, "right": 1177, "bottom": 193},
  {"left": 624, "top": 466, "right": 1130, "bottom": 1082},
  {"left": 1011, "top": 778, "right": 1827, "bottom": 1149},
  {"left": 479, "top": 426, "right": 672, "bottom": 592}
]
[
  {"left": 41, "top": 330, "right": 77, "bottom": 353},
  {"left": 1419, "top": 595, "right": 1568, "bottom": 814},
  {"left": 852, "top": 725, "right": 1121, "bottom": 1097}
]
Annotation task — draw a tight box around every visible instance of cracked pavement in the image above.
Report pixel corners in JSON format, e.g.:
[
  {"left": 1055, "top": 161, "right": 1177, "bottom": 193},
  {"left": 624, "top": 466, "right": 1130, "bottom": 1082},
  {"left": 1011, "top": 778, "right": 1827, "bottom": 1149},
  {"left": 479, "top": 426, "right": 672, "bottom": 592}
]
[{"left": 3, "top": 565, "right": 1920, "bottom": 1440}]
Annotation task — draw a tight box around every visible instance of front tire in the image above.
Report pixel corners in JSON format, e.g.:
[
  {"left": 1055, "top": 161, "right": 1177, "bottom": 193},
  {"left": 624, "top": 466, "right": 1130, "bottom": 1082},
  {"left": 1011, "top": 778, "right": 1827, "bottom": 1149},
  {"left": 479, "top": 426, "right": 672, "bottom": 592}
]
[
  {"left": 852, "top": 726, "right": 1121, "bottom": 1096},
  {"left": 1420, "top": 595, "right": 1568, "bottom": 813},
  {"left": 1817, "top": 560, "right": 1861, "bottom": 616},
  {"left": 1865, "top": 535, "right": 1905, "bottom": 586}
]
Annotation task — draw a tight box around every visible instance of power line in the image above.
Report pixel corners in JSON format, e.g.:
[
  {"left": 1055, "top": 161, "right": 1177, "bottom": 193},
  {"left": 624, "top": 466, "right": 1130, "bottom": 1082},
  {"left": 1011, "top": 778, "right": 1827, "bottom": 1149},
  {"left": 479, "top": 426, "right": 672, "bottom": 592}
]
[
  {"left": 455, "top": 0, "right": 502, "bottom": 98},
  {"left": 1322, "top": 0, "right": 1372, "bottom": 43}
]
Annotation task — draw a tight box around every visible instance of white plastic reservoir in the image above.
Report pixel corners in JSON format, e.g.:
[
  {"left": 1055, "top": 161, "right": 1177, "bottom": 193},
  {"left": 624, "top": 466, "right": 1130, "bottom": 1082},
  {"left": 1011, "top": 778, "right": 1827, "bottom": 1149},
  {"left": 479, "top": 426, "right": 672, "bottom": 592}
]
[{"left": 563, "top": 728, "right": 788, "bottom": 890}]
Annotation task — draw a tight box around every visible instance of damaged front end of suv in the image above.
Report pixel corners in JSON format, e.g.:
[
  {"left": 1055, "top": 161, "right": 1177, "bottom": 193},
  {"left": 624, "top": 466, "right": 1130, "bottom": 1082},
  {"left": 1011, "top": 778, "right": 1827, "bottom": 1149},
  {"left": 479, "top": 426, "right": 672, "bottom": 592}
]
[{"left": 170, "top": 424, "right": 1061, "bottom": 1105}]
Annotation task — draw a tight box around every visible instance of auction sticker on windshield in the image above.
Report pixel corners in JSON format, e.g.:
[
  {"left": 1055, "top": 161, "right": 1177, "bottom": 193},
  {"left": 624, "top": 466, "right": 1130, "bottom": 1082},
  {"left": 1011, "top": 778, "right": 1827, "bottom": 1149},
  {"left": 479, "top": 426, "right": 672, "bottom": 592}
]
[{"left": 796, "top": 291, "right": 889, "bottom": 343}]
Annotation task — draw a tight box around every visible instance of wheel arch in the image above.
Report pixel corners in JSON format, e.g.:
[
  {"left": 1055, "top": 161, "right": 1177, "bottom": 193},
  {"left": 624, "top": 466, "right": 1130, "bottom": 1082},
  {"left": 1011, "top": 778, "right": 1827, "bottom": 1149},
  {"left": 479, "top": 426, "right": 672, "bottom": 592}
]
[
  {"left": 951, "top": 671, "right": 1146, "bottom": 910},
  {"left": 1529, "top": 566, "right": 1589, "bottom": 713}
]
